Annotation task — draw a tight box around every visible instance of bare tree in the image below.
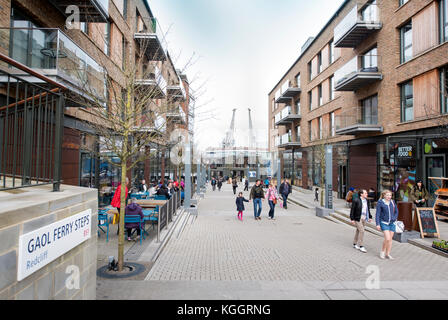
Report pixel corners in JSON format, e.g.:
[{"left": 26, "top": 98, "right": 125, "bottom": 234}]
[{"left": 63, "top": 14, "right": 199, "bottom": 270}]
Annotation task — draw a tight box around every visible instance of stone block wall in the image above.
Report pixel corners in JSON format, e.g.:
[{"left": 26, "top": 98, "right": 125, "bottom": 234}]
[{"left": 0, "top": 184, "right": 98, "bottom": 300}]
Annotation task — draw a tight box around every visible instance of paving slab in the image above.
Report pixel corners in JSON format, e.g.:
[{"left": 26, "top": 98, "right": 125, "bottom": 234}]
[{"left": 324, "top": 289, "right": 368, "bottom": 300}]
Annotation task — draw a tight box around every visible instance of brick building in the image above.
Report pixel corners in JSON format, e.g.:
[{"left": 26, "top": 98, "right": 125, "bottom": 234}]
[
  {"left": 268, "top": 0, "right": 448, "bottom": 204},
  {"left": 0, "top": 0, "right": 192, "bottom": 205}
]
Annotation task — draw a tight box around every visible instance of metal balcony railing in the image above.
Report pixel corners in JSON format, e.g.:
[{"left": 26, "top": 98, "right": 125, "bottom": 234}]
[
  {"left": 0, "top": 53, "right": 64, "bottom": 191},
  {"left": 137, "top": 64, "right": 167, "bottom": 98},
  {"left": 335, "top": 107, "right": 382, "bottom": 135},
  {"left": 334, "top": 3, "right": 381, "bottom": 48},
  {"left": 134, "top": 18, "right": 168, "bottom": 61},
  {"left": 0, "top": 27, "right": 105, "bottom": 105},
  {"left": 334, "top": 55, "right": 382, "bottom": 91}
]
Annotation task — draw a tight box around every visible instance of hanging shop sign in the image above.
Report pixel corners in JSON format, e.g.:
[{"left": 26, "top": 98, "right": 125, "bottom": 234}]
[
  {"left": 396, "top": 143, "right": 416, "bottom": 167},
  {"left": 17, "top": 209, "right": 92, "bottom": 281}
]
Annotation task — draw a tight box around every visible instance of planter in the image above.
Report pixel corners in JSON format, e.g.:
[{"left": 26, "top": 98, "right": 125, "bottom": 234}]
[{"left": 432, "top": 244, "right": 448, "bottom": 254}]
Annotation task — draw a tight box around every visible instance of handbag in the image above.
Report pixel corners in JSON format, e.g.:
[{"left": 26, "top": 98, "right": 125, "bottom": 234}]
[
  {"left": 273, "top": 198, "right": 277, "bottom": 205},
  {"left": 395, "top": 221, "right": 405, "bottom": 234}
]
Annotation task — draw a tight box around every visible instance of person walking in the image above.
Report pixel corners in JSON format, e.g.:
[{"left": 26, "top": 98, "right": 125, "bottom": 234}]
[
  {"left": 250, "top": 179, "right": 265, "bottom": 220},
  {"left": 217, "top": 177, "right": 223, "bottom": 191},
  {"left": 279, "top": 179, "right": 292, "bottom": 209},
  {"left": 244, "top": 178, "right": 249, "bottom": 191},
  {"left": 376, "top": 190, "right": 398, "bottom": 260},
  {"left": 410, "top": 179, "right": 429, "bottom": 208},
  {"left": 266, "top": 183, "right": 280, "bottom": 220},
  {"left": 314, "top": 187, "right": 319, "bottom": 202},
  {"left": 350, "top": 189, "right": 373, "bottom": 253},
  {"left": 211, "top": 177, "right": 217, "bottom": 191},
  {"left": 232, "top": 177, "right": 238, "bottom": 195},
  {"left": 111, "top": 177, "right": 129, "bottom": 235},
  {"left": 236, "top": 192, "right": 250, "bottom": 221}
]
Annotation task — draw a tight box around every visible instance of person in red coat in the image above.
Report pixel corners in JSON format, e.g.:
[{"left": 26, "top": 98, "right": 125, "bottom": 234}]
[{"left": 111, "top": 177, "right": 129, "bottom": 234}]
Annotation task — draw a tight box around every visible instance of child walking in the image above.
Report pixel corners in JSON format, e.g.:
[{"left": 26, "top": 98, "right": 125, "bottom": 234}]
[{"left": 236, "top": 192, "right": 250, "bottom": 221}]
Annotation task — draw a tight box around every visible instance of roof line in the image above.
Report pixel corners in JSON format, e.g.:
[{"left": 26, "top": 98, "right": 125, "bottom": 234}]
[{"left": 268, "top": 0, "right": 351, "bottom": 96}]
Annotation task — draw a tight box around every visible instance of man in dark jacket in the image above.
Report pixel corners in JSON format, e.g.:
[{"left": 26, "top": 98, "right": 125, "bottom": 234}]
[
  {"left": 279, "top": 179, "right": 292, "bottom": 209},
  {"left": 217, "top": 177, "right": 223, "bottom": 191},
  {"left": 350, "top": 189, "right": 372, "bottom": 253},
  {"left": 125, "top": 199, "right": 144, "bottom": 241},
  {"left": 250, "top": 180, "right": 265, "bottom": 220}
]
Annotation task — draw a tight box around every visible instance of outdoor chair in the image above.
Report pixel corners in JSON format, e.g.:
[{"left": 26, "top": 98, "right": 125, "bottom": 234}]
[
  {"left": 124, "top": 215, "right": 146, "bottom": 245},
  {"left": 97, "top": 209, "right": 110, "bottom": 242}
]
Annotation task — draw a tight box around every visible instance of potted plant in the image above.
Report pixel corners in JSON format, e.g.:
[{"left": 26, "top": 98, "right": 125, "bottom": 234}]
[{"left": 432, "top": 240, "right": 448, "bottom": 254}]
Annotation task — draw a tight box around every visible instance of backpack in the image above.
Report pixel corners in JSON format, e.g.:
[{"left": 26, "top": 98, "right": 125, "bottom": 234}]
[{"left": 346, "top": 191, "right": 353, "bottom": 202}]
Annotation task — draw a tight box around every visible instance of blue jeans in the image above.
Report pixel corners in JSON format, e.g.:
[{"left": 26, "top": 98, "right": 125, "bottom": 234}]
[
  {"left": 268, "top": 200, "right": 275, "bottom": 218},
  {"left": 281, "top": 194, "right": 288, "bottom": 208},
  {"left": 253, "top": 198, "right": 262, "bottom": 218},
  {"left": 380, "top": 221, "right": 396, "bottom": 232}
]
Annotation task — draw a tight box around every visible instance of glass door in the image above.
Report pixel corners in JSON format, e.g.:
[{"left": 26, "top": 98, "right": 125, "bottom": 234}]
[
  {"left": 80, "top": 151, "right": 95, "bottom": 188},
  {"left": 425, "top": 155, "right": 446, "bottom": 207}
]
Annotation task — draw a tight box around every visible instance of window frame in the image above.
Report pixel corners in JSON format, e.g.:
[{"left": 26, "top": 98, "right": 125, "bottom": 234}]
[
  {"left": 400, "top": 22, "right": 412, "bottom": 63},
  {"left": 401, "top": 80, "right": 414, "bottom": 122},
  {"left": 440, "top": 0, "right": 448, "bottom": 43},
  {"left": 441, "top": 67, "right": 448, "bottom": 114}
]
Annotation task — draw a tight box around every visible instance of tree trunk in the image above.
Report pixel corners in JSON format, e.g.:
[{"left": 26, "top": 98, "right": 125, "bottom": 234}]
[{"left": 117, "top": 163, "right": 127, "bottom": 271}]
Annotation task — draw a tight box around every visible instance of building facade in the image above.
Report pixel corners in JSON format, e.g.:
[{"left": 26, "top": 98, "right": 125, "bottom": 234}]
[
  {"left": 268, "top": 0, "right": 448, "bottom": 204},
  {"left": 0, "top": 0, "right": 191, "bottom": 205}
]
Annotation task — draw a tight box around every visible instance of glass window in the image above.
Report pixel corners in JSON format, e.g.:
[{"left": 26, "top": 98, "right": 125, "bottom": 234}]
[
  {"left": 401, "top": 81, "right": 414, "bottom": 122},
  {"left": 329, "top": 40, "right": 334, "bottom": 64},
  {"left": 400, "top": 22, "right": 412, "bottom": 63},
  {"left": 399, "top": 0, "right": 409, "bottom": 6},
  {"left": 362, "top": 0, "right": 377, "bottom": 22},
  {"left": 308, "top": 62, "right": 312, "bottom": 81},
  {"left": 308, "top": 91, "right": 312, "bottom": 110},
  {"left": 317, "top": 52, "right": 322, "bottom": 74},
  {"left": 329, "top": 76, "right": 334, "bottom": 100},
  {"left": 296, "top": 125, "right": 301, "bottom": 142},
  {"left": 105, "top": 21, "right": 111, "bottom": 55},
  {"left": 441, "top": 67, "right": 448, "bottom": 114},
  {"left": 296, "top": 99, "right": 301, "bottom": 115},
  {"left": 296, "top": 73, "right": 301, "bottom": 88},
  {"left": 362, "top": 94, "right": 378, "bottom": 124},
  {"left": 330, "top": 112, "right": 335, "bottom": 136},
  {"left": 318, "top": 84, "right": 323, "bottom": 106},
  {"left": 319, "top": 117, "right": 323, "bottom": 140},
  {"left": 309, "top": 121, "right": 312, "bottom": 141},
  {"left": 362, "top": 47, "right": 378, "bottom": 70},
  {"left": 441, "top": 0, "right": 448, "bottom": 43}
]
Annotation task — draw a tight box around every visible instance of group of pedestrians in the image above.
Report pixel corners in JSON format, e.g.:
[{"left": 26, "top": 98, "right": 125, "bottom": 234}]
[
  {"left": 349, "top": 179, "right": 430, "bottom": 260},
  {"left": 234, "top": 179, "right": 293, "bottom": 221}
]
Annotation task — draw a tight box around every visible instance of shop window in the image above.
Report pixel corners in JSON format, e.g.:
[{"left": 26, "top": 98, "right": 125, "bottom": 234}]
[
  {"left": 440, "top": 0, "right": 448, "bottom": 43},
  {"left": 400, "top": 22, "right": 412, "bottom": 63},
  {"left": 401, "top": 81, "right": 413, "bottom": 122}
]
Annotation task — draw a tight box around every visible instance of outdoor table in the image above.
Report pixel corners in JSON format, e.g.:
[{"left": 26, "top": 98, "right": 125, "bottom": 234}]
[{"left": 135, "top": 199, "right": 167, "bottom": 207}]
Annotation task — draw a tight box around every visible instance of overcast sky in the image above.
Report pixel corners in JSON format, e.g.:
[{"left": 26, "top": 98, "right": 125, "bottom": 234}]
[{"left": 148, "top": 0, "right": 345, "bottom": 152}]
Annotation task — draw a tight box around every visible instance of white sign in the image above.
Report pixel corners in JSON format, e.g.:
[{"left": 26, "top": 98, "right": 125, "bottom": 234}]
[
  {"left": 249, "top": 171, "right": 256, "bottom": 178},
  {"left": 17, "top": 209, "right": 92, "bottom": 281}
]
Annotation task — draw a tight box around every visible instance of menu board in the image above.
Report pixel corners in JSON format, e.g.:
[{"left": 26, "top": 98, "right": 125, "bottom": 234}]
[{"left": 415, "top": 208, "right": 440, "bottom": 239}]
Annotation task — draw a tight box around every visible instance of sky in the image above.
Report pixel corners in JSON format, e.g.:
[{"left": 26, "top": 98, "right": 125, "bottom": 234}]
[{"left": 148, "top": 0, "right": 345, "bottom": 152}]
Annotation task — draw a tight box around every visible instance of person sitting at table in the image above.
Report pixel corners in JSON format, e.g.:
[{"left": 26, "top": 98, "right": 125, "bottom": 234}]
[
  {"left": 125, "top": 198, "right": 144, "bottom": 241},
  {"left": 138, "top": 179, "right": 148, "bottom": 193},
  {"left": 167, "top": 182, "right": 176, "bottom": 199},
  {"left": 156, "top": 184, "right": 169, "bottom": 199},
  {"left": 149, "top": 183, "right": 157, "bottom": 197}
]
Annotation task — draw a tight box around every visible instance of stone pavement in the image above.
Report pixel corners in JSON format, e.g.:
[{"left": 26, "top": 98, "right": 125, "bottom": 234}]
[{"left": 97, "top": 183, "right": 448, "bottom": 300}]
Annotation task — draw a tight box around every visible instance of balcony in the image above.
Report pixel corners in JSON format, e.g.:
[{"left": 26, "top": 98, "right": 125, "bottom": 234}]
[
  {"left": 132, "top": 114, "right": 166, "bottom": 137},
  {"left": 134, "top": 18, "right": 168, "bottom": 61},
  {"left": 0, "top": 27, "right": 105, "bottom": 104},
  {"left": 275, "top": 80, "right": 301, "bottom": 104},
  {"left": 278, "top": 133, "right": 301, "bottom": 149},
  {"left": 334, "top": 55, "right": 382, "bottom": 91},
  {"left": 167, "top": 71, "right": 186, "bottom": 102},
  {"left": 166, "top": 105, "right": 187, "bottom": 125},
  {"left": 275, "top": 106, "right": 301, "bottom": 126},
  {"left": 136, "top": 65, "right": 167, "bottom": 99},
  {"left": 49, "top": 0, "right": 109, "bottom": 22},
  {"left": 335, "top": 108, "right": 383, "bottom": 135},
  {"left": 334, "top": 3, "right": 382, "bottom": 48}
]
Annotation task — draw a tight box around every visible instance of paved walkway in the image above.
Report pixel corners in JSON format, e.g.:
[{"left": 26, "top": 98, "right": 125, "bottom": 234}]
[{"left": 97, "top": 184, "right": 448, "bottom": 300}]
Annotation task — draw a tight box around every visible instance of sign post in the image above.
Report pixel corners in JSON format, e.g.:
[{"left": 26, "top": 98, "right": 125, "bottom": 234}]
[
  {"left": 325, "top": 145, "right": 333, "bottom": 209},
  {"left": 184, "top": 142, "right": 191, "bottom": 209}
]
